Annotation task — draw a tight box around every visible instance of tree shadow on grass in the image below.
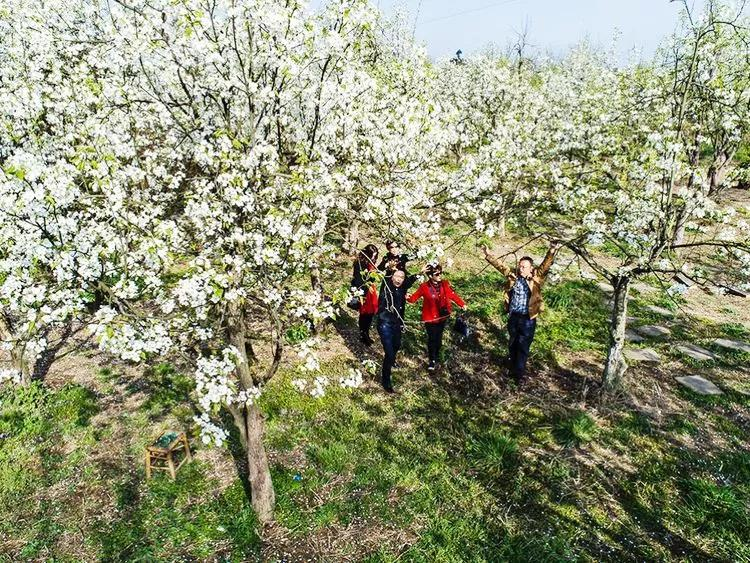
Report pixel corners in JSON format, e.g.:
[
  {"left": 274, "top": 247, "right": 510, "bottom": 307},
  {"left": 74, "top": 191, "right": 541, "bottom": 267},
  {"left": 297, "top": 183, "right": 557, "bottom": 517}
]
[{"left": 31, "top": 323, "right": 92, "bottom": 382}]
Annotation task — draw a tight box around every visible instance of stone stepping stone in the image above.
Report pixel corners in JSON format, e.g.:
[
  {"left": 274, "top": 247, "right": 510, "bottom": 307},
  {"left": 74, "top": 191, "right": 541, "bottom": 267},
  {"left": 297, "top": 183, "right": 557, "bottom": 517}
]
[
  {"left": 676, "top": 343, "right": 716, "bottom": 362},
  {"left": 675, "top": 375, "right": 723, "bottom": 395},
  {"left": 720, "top": 285, "right": 748, "bottom": 298},
  {"left": 632, "top": 283, "right": 655, "bottom": 294},
  {"left": 713, "top": 338, "right": 750, "bottom": 354},
  {"left": 635, "top": 325, "right": 671, "bottom": 338},
  {"left": 597, "top": 282, "right": 614, "bottom": 295},
  {"left": 625, "top": 348, "right": 661, "bottom": 363},
  {"left": 645, "top": 305, "right": 675, "bottom": 318},
  {"left": 673, "top": 273, "right": 693, "bottom": 287},
  {"left": 625, "top": 330, "right": 645, "bottom": 343}
]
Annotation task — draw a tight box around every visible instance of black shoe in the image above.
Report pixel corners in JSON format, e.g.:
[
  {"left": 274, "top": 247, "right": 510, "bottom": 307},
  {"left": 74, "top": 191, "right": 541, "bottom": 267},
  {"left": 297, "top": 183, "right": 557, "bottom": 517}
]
[
  {"left": 511, "top": 372, "right": 527, "bottom": 386},
  {"left": 360, "top": 334, "right": 373, "bottom": 346},
  {"left": 383, "top": 385, "right": 395, "bottom": 394},
  {"left": 427, "top": 361, "right": 436, "bottom": 372}
]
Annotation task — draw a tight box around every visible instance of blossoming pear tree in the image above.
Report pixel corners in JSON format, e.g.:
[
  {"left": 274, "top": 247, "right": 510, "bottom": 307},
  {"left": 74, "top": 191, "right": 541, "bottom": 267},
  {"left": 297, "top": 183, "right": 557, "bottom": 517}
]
[
  {"left": 665, "top": 0, "right": 750, "bottom": 245},
  {"left": 530, "top": 26, "right": 750, "bottom": 391},
  {"left": 0, "top": 0, "right": 129, "bottom": 385},
  {"left": 27, "top": 0, "right": 449, "bottom": 522}
]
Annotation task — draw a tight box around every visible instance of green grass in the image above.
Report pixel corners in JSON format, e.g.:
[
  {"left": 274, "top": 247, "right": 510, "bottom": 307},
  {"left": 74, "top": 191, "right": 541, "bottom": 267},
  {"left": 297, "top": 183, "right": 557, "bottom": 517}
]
[
  {"left": 96, "top": 464, "right": 260, "bottom": 561},
  {"left": 1, "top": 262, "right": 749, "bottom": 560},
  {"left": 0, "top": 379, "right": 260, "bottom": 561},
  {"left": 554, "top": 410, "right": 600, "bottom": 446}
]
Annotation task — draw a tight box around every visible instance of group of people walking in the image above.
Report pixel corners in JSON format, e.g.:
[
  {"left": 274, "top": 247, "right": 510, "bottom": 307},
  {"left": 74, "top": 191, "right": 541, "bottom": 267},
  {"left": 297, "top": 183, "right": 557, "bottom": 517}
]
[{"left": 350, "top": 239, "right": 562, "bottom": 393}]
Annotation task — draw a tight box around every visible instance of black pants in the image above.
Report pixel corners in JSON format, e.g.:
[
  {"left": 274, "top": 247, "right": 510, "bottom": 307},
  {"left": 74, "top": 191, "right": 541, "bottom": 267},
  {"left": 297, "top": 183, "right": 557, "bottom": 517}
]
[
  {"left": 507, "top": 313, "right": 536, "bottom": 380},
  {"left": 359, "top": 313, "right": 374, "bottom": 339},
  {"left": 425, "top": 320, "right": 447, "bottom": 364},
  {"left": 377, "top": 321, "right": 403, "bottom": 389}
]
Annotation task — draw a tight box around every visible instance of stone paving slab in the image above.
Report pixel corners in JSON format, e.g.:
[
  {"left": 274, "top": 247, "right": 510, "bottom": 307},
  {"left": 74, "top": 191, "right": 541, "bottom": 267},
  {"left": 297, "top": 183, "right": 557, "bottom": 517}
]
[
  {"left": 713, "top": 338, "right": 750, "bottom": 354},
  {"left": 645, "top": 305, "right": 675, "bottom": 318},
  {"left": 625, "top": 348, "right": 661, "bottom": 363},
  {"left": 597, "top": 284, "right": 614, "bottom": 297},
  {"left": 675, "top": 375, "right": 723, "bottom": 395},
  {"left": 676, "top": 343, "right": 717, "bottom": 362},
  {"left": 673, "top": 273, "right": 694, "bottom": 287},
  {"left": 635, "top": 325, "right": 671, "bottom": 338},
  {"left": 625, "top": 330, "right": 645, "bottom": 343},
  {"left": 632, "top": 283, "right": 656, "bottom": 294},
  {"left": 625, "top": 330, "right": 644, "bottom": 343}
]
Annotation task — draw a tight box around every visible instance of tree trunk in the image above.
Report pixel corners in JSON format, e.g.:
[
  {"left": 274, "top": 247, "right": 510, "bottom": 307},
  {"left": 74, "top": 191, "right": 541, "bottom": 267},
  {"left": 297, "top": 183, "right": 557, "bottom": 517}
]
[
  {"left": 497, "top": 215, "right": 506, "bottom": 237},
  {"left": 345, "top": 220, "right": 359, "bottom": 256},
  {"left": 10, "top": 345, "right": 31, "bottom": 386},
  {"left": 672, "top": 206, "right": 688, "bottom": 248},
  {"left": 309, "top": 230, "right": 328, "bottom": 334},
  {"left": 673, "top": 138, "right": 701, "bottom": 248},
  {"left": 707, "top": 162, "right": 727, "bottom": 198},
  {"left": 602, "top": 275, "right": 630, "bottom": 392},
  {"left": 244, "top": 404, "right": 275, "bottom": 522},
  {"left": 226, "top": 402, "right": 275, "bottom": 523},
  {"left": 226, "top": 304, "right": 276, "bottom": 522}
]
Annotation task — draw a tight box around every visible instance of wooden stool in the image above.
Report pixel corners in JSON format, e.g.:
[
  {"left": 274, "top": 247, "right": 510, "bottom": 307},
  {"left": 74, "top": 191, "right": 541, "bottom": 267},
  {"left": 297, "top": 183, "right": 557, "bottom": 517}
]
[{"left": 145, "top": 431, "right": 192, "bottom": 479}]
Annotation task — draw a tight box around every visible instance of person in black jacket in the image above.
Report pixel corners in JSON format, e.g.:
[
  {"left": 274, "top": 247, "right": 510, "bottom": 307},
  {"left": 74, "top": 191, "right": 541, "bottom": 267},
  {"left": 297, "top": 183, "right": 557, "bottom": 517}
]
[
  {"left": 378, "top": 240, "right": 409, "bottom": 278},
  {"left": 376, "top": 266, "right": 425, "bottom": 392}
]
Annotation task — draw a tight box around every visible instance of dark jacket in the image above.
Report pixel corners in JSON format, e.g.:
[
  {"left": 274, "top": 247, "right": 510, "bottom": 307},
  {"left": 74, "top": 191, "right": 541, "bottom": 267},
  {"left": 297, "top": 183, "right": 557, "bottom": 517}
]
[
  {"left": 377, "top": 274, "right": 418, "bottom": 326},
  {"left": 378, "top": 253, "right": 410, "bottom": 276}
]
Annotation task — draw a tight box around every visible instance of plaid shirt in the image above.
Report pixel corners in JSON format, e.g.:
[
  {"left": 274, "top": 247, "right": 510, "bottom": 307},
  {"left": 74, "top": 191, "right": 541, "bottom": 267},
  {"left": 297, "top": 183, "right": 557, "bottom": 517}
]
[{"left": 509, "top": 277, "right": 530, "bottom": 315}]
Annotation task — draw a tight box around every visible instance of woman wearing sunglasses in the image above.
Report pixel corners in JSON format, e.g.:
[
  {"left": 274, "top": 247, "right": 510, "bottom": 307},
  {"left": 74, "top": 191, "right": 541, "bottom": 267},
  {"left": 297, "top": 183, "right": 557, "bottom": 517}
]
[{"left": 407, "top": 264, "right": 465, "bottom": 372}]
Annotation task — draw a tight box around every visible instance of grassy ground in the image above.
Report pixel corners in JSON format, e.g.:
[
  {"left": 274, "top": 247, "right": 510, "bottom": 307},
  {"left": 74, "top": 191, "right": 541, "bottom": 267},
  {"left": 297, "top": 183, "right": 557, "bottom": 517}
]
[{"left": 1, "top": 244, "right": 749, "bottom": 561}]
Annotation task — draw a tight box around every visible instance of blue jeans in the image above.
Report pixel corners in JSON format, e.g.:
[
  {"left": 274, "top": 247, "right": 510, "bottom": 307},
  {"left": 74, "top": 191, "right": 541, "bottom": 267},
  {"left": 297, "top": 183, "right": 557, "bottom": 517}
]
[
  {"left": 377, "top": 320, "right": 403, "bottom": 389},
  {"left": 507, "top": 313, "right": 536, "bottom": 380}
]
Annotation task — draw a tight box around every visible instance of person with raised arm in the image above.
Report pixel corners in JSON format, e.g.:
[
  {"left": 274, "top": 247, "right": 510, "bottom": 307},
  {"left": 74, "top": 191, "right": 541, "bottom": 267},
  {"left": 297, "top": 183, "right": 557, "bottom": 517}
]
[
  {"left": 376, "top": 266, "right": 425, "bottom": 393},
  {"left": 407, "top": 264, "right": 465, "bottom": 372},
  {"left": 482, "top": 241, "right": 562, "bottom": 383}
]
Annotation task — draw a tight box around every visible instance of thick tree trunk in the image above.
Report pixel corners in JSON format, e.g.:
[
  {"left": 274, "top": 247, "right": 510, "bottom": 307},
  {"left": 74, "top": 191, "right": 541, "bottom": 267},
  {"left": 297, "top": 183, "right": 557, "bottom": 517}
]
[
  {"left": 497, "top": 215, "right": 506, "bottom": 237},
  {"left": 10, "top": 346, "right": 31, "bottom": 386},
  {"left": 345, "top": 220, "right": 359, "bottom": 256},
  {"left": 602, "top": 275, "right": 630, "bottom": 392},
  {"left": 672, "top": 206, "right": 688, "bottom": 248},
  {"left": 226, "top": 403, "right": 275, "bottom": 523},
  {"left": 244, "top": 404, "right": 275, "bottom": 522},
  {"left": 707, "top": 163, "right": 728, "bottom": 198},
  {"left": 310, "top": 266, "right": 324, "bottom": 305},
  {"left": 226, "top": 303, "right": 275, "bottom": 522}
]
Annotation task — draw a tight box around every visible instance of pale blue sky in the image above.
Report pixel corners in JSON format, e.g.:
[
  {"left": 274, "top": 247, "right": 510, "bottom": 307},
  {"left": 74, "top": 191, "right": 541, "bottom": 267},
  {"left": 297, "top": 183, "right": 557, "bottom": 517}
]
[{"left": 315, "top": 0, "right": 713, "bottom": 62}]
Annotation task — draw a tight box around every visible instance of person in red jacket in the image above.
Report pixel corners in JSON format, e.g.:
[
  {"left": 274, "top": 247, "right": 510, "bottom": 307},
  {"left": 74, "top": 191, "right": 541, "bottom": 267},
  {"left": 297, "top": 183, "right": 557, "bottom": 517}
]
[
  {"left": 407, "top": 263, "right": 466, "bottom": 371},
  {"left": 352, "top": 244, "right": 380, "bottom": 345}
]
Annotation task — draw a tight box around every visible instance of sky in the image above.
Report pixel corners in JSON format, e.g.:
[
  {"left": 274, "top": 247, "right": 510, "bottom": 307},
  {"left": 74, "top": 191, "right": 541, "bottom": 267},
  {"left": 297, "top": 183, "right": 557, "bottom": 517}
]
[{"left": 316, "top": 0, "right": 711, "bottom": 62}]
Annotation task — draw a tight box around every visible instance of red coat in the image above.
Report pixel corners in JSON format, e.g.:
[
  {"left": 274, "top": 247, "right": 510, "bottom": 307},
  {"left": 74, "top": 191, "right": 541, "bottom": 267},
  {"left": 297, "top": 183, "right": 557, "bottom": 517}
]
[
  {"left": 408, "top": 280, "right": 465, "bottom": 323},
  {"left": 359, "top": 264, "right": 379, "bottom": 315}
]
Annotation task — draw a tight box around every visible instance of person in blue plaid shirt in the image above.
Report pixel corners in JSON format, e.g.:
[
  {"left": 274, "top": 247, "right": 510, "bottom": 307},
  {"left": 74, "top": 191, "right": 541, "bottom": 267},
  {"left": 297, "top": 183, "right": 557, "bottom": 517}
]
[{"left": 483, "top": 241, "right": 562, "bottom": 383}]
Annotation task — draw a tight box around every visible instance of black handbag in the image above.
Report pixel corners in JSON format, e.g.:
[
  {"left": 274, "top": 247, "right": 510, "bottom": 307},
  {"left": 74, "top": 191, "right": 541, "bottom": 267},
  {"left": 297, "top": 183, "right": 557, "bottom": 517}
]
[{"left": 453, "top": 314, "right": 471, "bottom": 339}]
